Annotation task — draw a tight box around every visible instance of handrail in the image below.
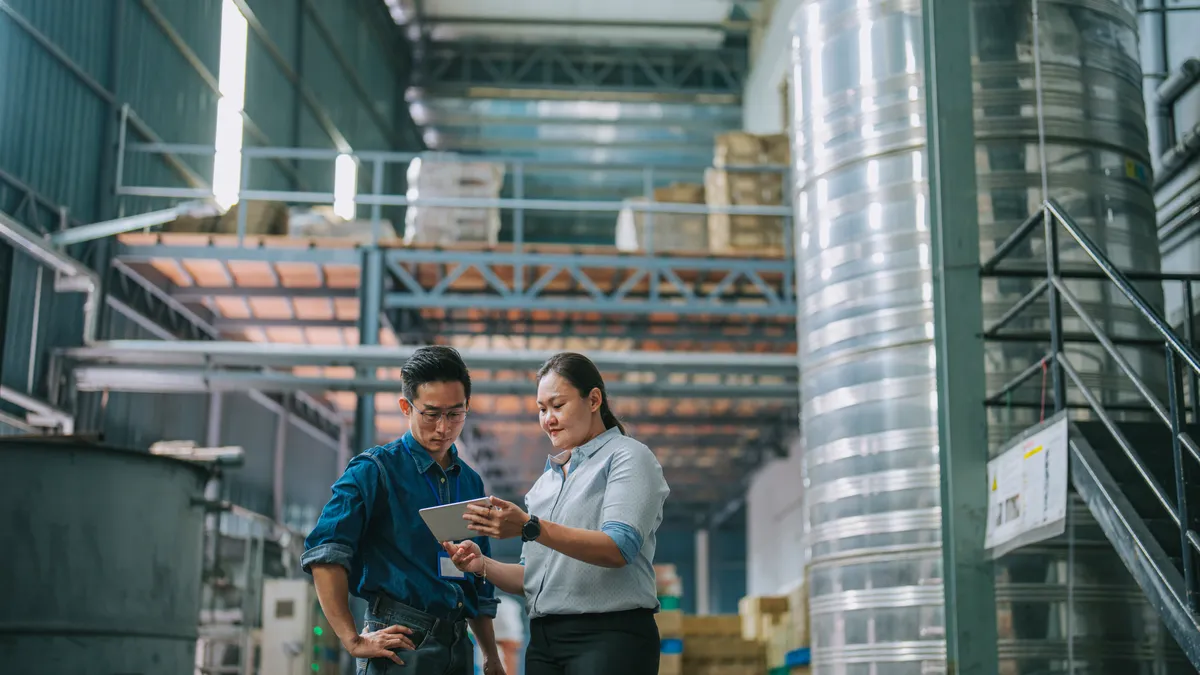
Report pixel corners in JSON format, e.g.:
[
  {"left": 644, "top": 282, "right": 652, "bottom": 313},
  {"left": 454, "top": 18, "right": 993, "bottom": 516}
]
[
  {"left": 1044, "top": 199, "right": 1200, "bottom": 377},
  {"left": 983, "top": 198, "right": 1200, "bottom": 615}
]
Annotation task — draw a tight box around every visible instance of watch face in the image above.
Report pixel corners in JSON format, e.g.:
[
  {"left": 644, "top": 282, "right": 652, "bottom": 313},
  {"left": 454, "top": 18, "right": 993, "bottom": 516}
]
[{"left": 523, "top": 519, "right": 539, "bottom": 540}]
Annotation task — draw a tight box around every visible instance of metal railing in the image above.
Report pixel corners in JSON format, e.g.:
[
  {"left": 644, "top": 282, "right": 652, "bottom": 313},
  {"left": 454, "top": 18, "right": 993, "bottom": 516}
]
[
  {"left": 981, "top": 198, "right": 1200, "bottom": 614},
  {"left": 110, "top": 106, "right": 795, "bottom": 254}
]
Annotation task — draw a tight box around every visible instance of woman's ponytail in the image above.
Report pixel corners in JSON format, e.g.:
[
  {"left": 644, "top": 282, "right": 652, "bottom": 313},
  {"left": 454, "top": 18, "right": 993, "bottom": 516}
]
[{"left": 599, "top": 398, "right": 626, "bottom": 435}]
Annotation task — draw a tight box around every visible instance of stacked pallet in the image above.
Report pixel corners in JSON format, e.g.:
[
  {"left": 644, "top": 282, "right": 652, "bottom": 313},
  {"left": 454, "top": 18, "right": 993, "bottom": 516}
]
[
  {"left": 682, "top": 614, "right": 766, "bottom": 675},
  {"left": 615, "top": 183, "right": 708, "bottom": 253},
  {"left": 655, "top": 564, "right": 685, "bottom": 675},
  {"left": 705, "top": 131, "right": 791, "bottom": 255},
  {"left": 404, "top": 153, "right": 504, "bottom": 246},
  {"left": 740, "top": 581, "right": 811, "bottom": 675}
]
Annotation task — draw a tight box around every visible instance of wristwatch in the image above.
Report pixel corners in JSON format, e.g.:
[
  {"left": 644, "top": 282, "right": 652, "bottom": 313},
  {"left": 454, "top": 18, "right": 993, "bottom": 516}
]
[{"left": 521, "top": 514, "right": 541, "bottom": 542}]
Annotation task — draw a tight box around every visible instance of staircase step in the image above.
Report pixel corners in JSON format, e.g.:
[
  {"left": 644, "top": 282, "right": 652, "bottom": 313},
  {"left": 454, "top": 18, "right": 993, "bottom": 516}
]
[
  {"left": 1074, "top": 421, "right": 1200, "bottom": 522},
  {"left": 1143, "top": 517, "right": 1185, "bottom": 559}
]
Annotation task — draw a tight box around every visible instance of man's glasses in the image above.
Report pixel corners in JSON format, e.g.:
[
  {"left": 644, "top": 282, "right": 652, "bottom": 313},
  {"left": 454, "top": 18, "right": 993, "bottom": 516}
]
[{"left": 414, "top": 406, "right": 467, "bottom": 426}]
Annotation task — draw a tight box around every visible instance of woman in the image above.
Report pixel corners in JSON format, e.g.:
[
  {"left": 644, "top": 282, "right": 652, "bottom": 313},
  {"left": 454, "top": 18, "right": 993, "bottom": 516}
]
[{"left": 443, "top": 352, "right": 670, "bottom": 675}]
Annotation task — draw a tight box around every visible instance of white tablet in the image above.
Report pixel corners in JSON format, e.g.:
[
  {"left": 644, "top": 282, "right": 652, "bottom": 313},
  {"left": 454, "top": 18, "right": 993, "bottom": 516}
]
[{"left": 419, "top": 497, "right": 492, "bottom": 542}]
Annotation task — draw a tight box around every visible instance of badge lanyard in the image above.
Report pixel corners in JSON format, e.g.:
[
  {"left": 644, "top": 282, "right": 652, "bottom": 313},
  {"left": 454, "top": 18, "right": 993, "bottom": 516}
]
[
  {"left": 422, "top": 471, "right": 459, "bottom": 506},
  {"left": 402, "top": 437, "right": 470, "bottom": 583},
  {"left": 401, "top": 436, "right": 460, "bottom": 505}
]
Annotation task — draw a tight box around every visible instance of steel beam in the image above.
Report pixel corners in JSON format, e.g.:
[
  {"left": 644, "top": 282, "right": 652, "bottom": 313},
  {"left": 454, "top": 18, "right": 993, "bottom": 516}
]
[
  {"left": 69, "top": 366, "right": 799, "bottom": 400},
  {"left": 273, "top": 397, "right": 290, "bottom": 522},
  {"left": 416, "top": 41, "right": 747, "bottom": 98},
  {"left": 922, "top": 0, "right": 999, "bottom": 670},
  {"left": 64, "top": 339, "right": 799, "bottom": 375},
  {"left": 173, "top": 286, "right": 359, "bottom": 301},
  {"left": 355, "top": 249, "right": 383, "bottom": 451}
]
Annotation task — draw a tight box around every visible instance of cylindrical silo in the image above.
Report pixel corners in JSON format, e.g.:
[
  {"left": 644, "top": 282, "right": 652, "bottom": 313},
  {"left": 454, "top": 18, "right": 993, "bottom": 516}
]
[
  {"left": 790, "top": 0, "right": 1184, "bottom": 672},
  {"left": 0, "top": 437, "right": 209, "bottom": 675}
]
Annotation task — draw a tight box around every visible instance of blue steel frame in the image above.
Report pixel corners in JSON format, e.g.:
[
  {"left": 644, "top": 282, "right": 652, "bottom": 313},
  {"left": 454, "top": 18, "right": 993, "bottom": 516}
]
[
  {"left": 415, "top": 41, "right": 748, "bottom": 99},
  {"left": 105, "top": 128, "right": 796, "bottom": 320},
  {"left": 103, "top": 133, "right": 798, "bottom": 445}
]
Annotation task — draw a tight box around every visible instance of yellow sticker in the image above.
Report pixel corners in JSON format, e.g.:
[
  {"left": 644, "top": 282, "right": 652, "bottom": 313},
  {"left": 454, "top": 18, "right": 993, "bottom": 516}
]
[{"left": 992, "top": 477, "right": 998, "bottom": 491}]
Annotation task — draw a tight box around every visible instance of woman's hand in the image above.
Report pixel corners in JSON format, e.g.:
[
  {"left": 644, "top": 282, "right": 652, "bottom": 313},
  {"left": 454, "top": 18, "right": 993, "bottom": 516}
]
[
  {"left": 443, "top": 540, "right": 485, "bottom": 575},
  {"left": 464, "top": 496, "right": 529, "bottom": 539}
]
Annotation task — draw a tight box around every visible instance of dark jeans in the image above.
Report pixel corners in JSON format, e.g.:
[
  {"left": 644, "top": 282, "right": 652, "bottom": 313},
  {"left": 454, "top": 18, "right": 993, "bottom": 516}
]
[
  {"left": 357, "top": 596, "right": 474, "bottom": 675},
  {"left": 525, "top": 608, "right": 661, "bottom": 675}
]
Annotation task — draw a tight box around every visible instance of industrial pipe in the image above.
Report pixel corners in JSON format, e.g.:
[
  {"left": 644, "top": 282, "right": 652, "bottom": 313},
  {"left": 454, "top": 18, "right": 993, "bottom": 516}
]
[
  {"left": 1159, "top": 58, "right": 1200, "bottom": 108},
  {"left": 1143, "top": 0, "right": 1171, "bottom": 169},
  {"left": 1159, "top": 121, "right": 1200, "bottom": 188}
]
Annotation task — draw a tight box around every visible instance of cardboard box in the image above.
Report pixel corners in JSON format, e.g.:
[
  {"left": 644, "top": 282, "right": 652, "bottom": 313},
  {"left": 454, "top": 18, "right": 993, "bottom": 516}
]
[
  {"left": 704, "top": 169, "right": 786, "bottom": 254},
  {"left": 166, "top": 200, "right": 289, "bottom": 236},
  {"left": 713, "top": 131, "right": 791, "bottom": 168},
  {"left": 655, "top": 609, "right": 683, "bottom": 638},
  {"left": 659, "top": 653, "right": 683, "bottom": 675},
  {"left": 739, "top": 595, "right": 790, "bottom": 642},
  {"left": 615, "top": 198, "right": 708, "bottom": 253},
  {"left": 682, "top": 614, "right": 743, "bottom": 638},
  {"left": 786, "top": 579, "right": 810, "bottom": 648}
]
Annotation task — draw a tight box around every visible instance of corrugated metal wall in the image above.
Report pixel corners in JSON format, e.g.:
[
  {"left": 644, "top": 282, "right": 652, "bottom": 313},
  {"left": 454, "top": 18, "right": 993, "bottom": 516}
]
[
  {"left": 0, "top": 0, "right": 415, "bottom": 518},
  {"left": 656, "top": 524, "right": 749, "bottom": 615}
]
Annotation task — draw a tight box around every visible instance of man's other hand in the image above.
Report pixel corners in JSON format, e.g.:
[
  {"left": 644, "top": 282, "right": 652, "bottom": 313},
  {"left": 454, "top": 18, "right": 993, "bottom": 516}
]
[{"left": 346, "top": 624, "right": 415, "bottom": 665}]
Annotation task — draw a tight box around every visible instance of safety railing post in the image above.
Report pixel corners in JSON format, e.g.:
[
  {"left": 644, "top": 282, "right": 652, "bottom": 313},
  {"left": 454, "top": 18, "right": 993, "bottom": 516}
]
[
  {"left": 1185, "top": 281, "right": 1199, "bottom": 423},
  {"left": 1043, "top": 204, "right": 1067, "bottom": 410},
  {"left": 513, "top": 161, "right": 525, "bottom": 295},
  {"left": 1167, "top": 345, "right": 1198, "bottom": 611}
]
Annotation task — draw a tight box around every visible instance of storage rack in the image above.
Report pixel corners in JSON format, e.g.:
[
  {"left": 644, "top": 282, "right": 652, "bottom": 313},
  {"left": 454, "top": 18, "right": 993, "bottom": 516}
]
[{"left": 49, "top": 131, "right": 801, "bottom": 523}]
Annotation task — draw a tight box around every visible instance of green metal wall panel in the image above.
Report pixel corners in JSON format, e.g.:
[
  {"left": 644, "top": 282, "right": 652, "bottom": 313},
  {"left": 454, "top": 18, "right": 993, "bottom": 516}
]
[
  {"left": 284, "top": 427, "right": 338, "bottom": 528},
  {"left": 221, "top": 391, "right": 278, "bottom": 515},
  {"left": 1, "top": 0, "right": 410, "bottom": 518}
]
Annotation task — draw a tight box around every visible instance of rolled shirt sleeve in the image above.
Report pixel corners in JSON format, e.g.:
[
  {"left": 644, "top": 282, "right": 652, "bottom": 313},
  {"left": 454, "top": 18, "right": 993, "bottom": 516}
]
[
  {"left": 600, "top": 444, "right": 670, "bottom": 563},
  {"left": 301, "top": 455, "right": 379, "bottom": 575}
]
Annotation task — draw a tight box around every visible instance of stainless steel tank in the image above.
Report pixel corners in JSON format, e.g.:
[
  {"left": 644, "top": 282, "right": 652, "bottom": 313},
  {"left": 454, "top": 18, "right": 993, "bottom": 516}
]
[
  {"left": 0, "top": 437, "right": 209, "bottom": 675},
  {"left": 790, "top": 0, "right": 1182, "bottom": 672}
]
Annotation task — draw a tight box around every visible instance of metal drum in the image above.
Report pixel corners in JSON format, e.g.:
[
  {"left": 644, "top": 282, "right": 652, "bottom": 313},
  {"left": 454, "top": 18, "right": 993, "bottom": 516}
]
[
  {"left": 0, "top": 437, "right": 209, "bottom": 675},
  {"left": 790, "top": 0, "right": 1184, "bottom": 672}
]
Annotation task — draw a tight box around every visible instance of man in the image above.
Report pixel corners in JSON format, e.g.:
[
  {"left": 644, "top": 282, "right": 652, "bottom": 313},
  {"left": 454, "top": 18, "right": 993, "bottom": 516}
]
[{"left": 302, "top": 346, "right": 504, "bottom": 675}]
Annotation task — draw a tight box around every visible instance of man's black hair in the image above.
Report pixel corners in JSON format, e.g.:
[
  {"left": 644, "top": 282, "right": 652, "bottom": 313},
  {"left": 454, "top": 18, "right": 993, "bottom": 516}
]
[{"left": 401, "top": 345, "right": 472, "bottom": 403}]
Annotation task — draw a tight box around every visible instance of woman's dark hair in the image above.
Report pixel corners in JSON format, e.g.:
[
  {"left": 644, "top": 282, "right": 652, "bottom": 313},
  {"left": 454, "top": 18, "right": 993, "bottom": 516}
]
[{"left": 536, "top": 352, "right": 625, "bottom": 435}]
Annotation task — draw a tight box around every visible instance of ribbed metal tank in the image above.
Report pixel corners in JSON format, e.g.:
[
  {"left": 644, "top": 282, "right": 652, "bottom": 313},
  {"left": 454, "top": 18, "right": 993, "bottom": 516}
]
[
  {"left": 790, "top": 0, "right": 1184, "bottom": 672},
  {"left": 0, "top": 437, "right": 209, "bottom": 675}
]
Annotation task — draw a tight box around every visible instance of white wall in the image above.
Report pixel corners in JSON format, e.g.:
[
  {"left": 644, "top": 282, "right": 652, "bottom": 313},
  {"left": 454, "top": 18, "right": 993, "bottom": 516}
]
[
  {"left": 1156, "top": 9, "right": 1200, "bottom": 324},
  {"left": 742, "top": 0, "right": 801, "bottom": 134},
  {"left": 745, "top": 450, "right": 805, "bottom": 596}
]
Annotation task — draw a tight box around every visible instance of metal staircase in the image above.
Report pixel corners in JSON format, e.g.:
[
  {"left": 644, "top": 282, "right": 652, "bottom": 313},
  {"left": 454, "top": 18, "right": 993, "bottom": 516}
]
[{"left": 983, "top": 199, "right": 1200, "bottom": 668}]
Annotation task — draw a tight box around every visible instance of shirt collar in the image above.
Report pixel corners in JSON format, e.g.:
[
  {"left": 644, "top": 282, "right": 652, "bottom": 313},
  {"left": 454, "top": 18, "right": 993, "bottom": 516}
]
[
  {"left": 401, "top": 431, "right": 460, "bottom": 474},
  {"left": 544, "top": 426, "right": 621, "bottom": 471}
]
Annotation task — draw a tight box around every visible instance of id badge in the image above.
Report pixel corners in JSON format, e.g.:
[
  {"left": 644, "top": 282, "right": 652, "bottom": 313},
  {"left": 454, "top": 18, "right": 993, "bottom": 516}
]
[{"left": 438, "top": 551, "right": 466, "bottom": 580}]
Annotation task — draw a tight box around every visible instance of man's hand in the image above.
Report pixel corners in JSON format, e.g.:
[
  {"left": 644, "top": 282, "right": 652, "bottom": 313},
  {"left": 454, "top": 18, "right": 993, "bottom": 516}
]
[
  {"left": 345, "top": 624, "right": 416, "bottom": 666},
  {"left": 443, "top": 540, "right": 485, "bottom": 574},
  {"left": 463, "top": 496, "right": 528, "bottom": 539},
  {"left": 482, "top": 656, "right": 507, "bottom": 675}
]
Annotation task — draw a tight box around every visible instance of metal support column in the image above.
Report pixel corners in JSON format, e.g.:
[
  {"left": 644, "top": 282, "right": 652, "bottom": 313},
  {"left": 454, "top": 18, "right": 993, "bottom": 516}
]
[
  {"left": 355, "top": 249, "right": 383, "bottom": 451},
  {"left": 0, "top": 241, "right": 12, "bottom": 392},
  {"left": 695, "top": 528, "right": 711, "bottom": 615},
  {"left": 337, "top": 424, "right": 350, "bottom": 475},
  {"left": 273, "top": 395, "right": 290, "bottom": 524},
  {"left": 921, "top": 0, "right": 999, "bottom": 670}
]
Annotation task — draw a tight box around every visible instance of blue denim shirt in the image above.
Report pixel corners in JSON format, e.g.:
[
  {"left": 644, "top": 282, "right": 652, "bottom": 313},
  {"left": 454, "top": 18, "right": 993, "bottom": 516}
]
[{"left": 301, "top": 432, "right": 498, "bottom": 619}]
